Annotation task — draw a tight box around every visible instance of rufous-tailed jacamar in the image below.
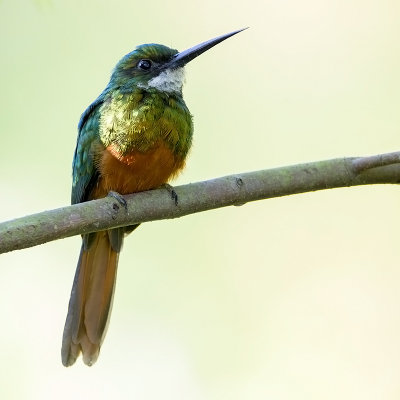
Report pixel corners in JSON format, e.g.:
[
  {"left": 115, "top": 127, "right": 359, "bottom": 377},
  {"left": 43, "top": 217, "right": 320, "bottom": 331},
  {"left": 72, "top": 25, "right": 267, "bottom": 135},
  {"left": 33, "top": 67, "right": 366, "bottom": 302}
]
[{"left": 61, "top": 29, "right": 246, "bottom": 367}]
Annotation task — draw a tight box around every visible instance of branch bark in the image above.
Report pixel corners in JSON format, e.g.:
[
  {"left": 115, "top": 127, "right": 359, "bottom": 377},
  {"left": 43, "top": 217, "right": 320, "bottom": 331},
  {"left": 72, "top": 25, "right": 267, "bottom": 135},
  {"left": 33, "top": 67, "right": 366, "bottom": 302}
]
[{"left": 1, "top": 151, "right": 399, "bottom": 254}]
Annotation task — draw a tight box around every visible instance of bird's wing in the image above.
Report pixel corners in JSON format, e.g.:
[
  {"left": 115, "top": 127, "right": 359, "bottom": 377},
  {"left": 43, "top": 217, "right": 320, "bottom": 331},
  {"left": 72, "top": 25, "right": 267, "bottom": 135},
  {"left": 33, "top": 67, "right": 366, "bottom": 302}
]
[{"left": 71, "top": 95, "right": 105, "bottom": 205}]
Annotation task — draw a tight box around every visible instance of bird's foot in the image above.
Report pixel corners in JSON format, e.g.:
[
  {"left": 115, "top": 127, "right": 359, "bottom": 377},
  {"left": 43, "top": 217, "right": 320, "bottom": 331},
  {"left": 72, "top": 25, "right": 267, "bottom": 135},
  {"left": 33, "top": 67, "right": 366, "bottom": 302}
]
[
  {"left": 107, "top": 191, "right": 128, "bottom": 210},
  {"left": 161, "top": 184, "right": 178, "bottom": 206}
]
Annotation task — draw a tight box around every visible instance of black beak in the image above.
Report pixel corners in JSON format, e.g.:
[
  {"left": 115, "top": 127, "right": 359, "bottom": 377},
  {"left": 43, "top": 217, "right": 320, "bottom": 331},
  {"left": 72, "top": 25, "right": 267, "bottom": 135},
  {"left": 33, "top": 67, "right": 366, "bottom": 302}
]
[{"left": 164, "top": 28, "right": 248, "bottom": 70}]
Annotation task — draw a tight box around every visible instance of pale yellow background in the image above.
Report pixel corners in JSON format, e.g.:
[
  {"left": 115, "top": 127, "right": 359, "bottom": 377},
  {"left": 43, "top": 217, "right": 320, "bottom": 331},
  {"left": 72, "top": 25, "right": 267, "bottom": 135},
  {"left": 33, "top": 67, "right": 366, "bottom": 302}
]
[{"left": 1, "top": 0, "right": 400, "bottom": 398}]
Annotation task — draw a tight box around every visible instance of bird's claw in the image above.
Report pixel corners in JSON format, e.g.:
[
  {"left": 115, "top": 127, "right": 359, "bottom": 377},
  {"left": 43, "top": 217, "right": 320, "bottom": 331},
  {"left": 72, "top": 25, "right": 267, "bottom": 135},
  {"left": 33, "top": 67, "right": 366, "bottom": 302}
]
[
  {"left": 162, "top": 184, "right": 178, "bottom": 206},
  {"left": 107, "top": 191, "right": 128, "bottom": 210}
]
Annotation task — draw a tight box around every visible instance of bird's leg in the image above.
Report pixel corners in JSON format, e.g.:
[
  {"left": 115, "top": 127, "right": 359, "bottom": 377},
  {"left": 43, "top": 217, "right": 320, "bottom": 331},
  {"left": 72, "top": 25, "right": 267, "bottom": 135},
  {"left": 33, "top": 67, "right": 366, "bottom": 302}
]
[
  {"left": 161, "top": 184, "right": 178, "bottom": 206},
  {"left": 107, "top": 191, "right": 128, "bottom": 210}
]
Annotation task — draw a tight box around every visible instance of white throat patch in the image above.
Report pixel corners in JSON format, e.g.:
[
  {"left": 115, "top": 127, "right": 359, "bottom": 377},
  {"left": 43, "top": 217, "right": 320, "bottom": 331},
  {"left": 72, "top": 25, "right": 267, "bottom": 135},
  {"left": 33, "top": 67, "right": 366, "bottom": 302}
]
[{"left": 145, "top": 68, "right": 185, "bottom": 94}]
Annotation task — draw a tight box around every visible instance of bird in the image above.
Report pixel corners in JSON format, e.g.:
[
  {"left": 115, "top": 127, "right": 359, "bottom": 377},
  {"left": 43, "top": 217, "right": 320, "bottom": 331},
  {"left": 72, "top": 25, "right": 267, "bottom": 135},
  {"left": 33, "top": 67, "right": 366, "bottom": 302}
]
[{"left": 61, "top": 28, "right": 246, "bottom": 367}]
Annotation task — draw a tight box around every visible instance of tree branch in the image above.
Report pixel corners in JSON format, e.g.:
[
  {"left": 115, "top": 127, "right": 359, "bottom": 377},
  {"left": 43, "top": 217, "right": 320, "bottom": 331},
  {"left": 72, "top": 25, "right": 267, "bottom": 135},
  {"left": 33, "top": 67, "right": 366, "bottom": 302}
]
[{"left": 1, "top": 151, "right": 399, "bottom": 254}]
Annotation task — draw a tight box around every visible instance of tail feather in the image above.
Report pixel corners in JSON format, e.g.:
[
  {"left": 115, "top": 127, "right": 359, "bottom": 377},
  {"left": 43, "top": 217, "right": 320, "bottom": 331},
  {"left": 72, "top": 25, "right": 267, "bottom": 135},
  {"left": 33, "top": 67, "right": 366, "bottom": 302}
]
[
  {"left": 84, "top": 241, "right": 119, "bottom": 344},
  {"left": 62, "top": 230, "right": 120, "bottom": 367}
]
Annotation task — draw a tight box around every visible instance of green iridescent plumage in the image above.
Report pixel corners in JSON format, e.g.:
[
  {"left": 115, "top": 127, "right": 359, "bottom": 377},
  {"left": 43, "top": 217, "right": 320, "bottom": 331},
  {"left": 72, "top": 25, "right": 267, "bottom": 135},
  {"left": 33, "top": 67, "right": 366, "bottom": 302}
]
[
  {"left": 72, "top": 44, "right": 193, "bottom": 205},
  {"left": 98, "top": 90, "right": 192, "bottom": 155},
  {"left": 63, "top": 29, "right": 246, "bottom": 367}
]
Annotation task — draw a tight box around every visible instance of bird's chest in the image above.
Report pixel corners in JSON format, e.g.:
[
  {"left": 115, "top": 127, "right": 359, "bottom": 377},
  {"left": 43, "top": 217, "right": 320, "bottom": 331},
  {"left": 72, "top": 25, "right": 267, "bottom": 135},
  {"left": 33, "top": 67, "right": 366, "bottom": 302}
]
[
  {"left": 91, "top": 92, "right": 192, "bottom": 197},
  {"left": 98, "top": 92, "right": 192, "bottom": 156}
]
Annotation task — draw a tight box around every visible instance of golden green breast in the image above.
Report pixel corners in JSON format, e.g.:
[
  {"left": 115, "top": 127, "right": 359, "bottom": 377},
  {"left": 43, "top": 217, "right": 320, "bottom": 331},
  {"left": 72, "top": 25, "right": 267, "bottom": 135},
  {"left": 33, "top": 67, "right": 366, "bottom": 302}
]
[{"left": 98, "top": 89, "right": 193, "bottom": 160}]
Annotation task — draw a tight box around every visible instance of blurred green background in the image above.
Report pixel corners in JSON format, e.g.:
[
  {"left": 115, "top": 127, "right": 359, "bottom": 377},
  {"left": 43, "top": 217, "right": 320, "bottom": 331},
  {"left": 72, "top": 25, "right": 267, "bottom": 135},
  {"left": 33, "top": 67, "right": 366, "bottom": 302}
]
[{"left": 1, "top": 0, "right": 400, "bottom": 398}]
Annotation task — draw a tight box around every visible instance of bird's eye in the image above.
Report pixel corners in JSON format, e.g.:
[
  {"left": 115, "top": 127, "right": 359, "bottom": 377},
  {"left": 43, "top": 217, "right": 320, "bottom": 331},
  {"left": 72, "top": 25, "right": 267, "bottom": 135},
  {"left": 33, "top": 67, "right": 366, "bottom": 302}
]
[{"left": 137, "top": 59, "right": 152, "bottom": 71}]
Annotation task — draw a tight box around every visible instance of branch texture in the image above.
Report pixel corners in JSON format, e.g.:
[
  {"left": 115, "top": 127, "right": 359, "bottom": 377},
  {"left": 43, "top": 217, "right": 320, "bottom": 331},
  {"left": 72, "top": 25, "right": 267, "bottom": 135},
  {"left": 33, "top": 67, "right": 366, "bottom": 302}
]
[{"left": 1, "top": 152, "right": 399, "bottom": 254}]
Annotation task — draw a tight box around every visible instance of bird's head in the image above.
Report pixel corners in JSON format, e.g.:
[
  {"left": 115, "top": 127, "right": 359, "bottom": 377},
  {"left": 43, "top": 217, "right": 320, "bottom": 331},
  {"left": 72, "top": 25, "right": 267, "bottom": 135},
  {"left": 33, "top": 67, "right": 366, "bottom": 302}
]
[{"left": 109, "top": 28, "right": 247, "bottom": 95}]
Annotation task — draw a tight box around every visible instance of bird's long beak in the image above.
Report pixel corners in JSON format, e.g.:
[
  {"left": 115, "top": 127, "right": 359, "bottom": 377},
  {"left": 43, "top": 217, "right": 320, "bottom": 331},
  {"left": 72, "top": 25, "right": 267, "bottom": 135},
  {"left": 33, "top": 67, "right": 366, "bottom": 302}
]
[{"left": 164, "top": 28, "right": 248, "bottom": 70}]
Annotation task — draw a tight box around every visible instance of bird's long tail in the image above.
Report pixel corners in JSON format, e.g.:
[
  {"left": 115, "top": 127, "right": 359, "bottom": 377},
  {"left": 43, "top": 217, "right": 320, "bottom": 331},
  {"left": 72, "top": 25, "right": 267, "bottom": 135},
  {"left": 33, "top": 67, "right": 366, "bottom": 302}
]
[{"left": 61, "top": 229, "right": 122, "bottom": 367}]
